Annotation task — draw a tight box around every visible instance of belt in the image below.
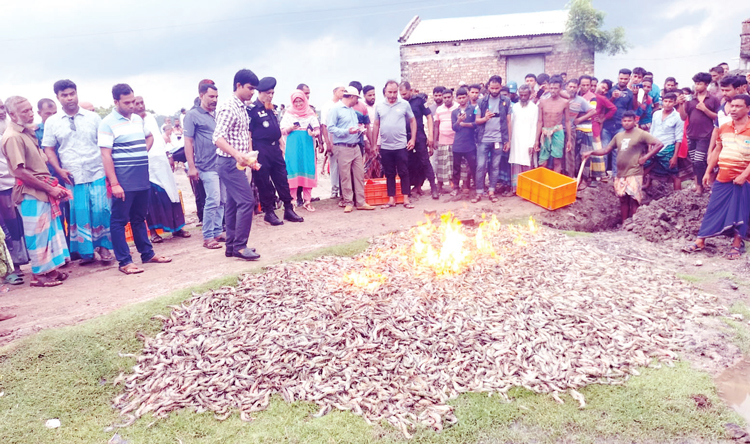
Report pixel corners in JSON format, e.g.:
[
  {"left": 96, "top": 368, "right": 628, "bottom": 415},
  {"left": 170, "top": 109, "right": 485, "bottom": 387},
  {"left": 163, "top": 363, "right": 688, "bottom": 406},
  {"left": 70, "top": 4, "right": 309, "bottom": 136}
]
[
  {"left": 335, "top": 143, "right": 359, "bottom": 148},
  {"left": 254, "top": 140, "right": 277, "bottom": 146}
]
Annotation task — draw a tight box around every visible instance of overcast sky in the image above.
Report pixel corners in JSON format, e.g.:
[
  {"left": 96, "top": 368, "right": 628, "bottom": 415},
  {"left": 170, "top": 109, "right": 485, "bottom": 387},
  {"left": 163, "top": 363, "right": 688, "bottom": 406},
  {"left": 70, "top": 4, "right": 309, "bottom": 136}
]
[{"left": 2, "top": 0, "right": 748, "bottom": 117}]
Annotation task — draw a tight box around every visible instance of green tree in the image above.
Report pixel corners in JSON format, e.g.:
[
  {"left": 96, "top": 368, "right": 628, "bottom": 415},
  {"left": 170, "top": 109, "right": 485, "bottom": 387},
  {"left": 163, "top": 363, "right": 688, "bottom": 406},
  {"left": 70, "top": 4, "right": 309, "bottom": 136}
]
[
  {"left": 564, "top": 0, "right": 628, "bottom": 56},
  {"left": 94, "top": 104, "right": 114, "bottom": 119}
]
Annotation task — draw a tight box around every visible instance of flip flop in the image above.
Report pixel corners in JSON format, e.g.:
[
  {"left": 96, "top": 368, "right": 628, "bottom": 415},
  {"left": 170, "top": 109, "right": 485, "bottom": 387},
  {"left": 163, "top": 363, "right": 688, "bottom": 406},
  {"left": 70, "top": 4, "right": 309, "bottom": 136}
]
[
  {"left": 302, "top": 202, "right": 316, "bottom": 212},
  {"left": 381, "top": 203, "right": 395, "bottom": 209},
  {"left": 403, "top": 203, "right": 415, "bottom": 209},
  {"left": 98, "top": 251, "right": 115, "bottom": 263},
  {"left": 118, "top": 263, "right": 144, "bottom": 274},
  {"left": 29, "top": 278, "right": 62, "bottom": 287},
  {"left": 172, "top": 230, "right": 191, "bottom": 238},
  {"left": 150, "top": 235, "right": 164, "bottom": 244},
  {"left": 4, "top": 273, "right": 24, "bottom": 285},
  {"left": 725, "top": 246, "right": 744, "bottom": 260},
  {"left": 682, "top": 242, "right": 704, "bottom": 253},
  {"left": 144, "top": 255, "right": 172, "bottom": 264},
  {"left": 203, "top": 239, "right": 222, "bottom": 250},
  {"left": 55, "top": 271, "right": 69, "bottom": 282}
]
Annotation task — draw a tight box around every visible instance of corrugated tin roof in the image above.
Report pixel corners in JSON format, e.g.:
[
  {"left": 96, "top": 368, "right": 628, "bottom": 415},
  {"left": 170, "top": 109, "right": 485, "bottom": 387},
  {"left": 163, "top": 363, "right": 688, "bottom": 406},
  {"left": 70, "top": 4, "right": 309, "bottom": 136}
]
[{"left": 400, "top": 10, "right": 568, "bottom": 46}]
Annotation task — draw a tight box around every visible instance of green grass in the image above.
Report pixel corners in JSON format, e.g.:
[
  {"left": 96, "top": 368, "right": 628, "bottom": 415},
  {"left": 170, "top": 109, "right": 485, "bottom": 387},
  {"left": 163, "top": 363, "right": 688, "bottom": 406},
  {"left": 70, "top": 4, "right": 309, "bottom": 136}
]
[
  {"left": 724, "top": 302, "right": 750, "bottom": 355},
  {"left": 562, "top": 230, "right": 593, "bottom": 238},
  {"left": 676, "top": 273, "right": 702, "bottom": 283},
  {"left": 284, "top": 238, "right": 370, "bottom": 263},
  {"left": 0, "top": 240, "right": 742, "bottom": 443}
]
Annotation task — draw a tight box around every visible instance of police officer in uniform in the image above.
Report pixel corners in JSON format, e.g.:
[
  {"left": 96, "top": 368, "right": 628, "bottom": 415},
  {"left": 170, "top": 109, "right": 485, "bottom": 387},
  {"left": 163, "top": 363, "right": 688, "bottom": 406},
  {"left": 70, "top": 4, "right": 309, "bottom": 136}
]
[{"left": 248, "top": 77, "right": 304, "bottom": 226}]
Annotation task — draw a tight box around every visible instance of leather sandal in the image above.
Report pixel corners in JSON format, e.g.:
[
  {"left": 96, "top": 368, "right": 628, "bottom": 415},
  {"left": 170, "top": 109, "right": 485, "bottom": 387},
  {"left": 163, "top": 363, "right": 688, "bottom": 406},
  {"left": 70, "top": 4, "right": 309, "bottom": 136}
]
[
  {"left": 118, "top": 263, "right": 144, "bottom": 275},
  {"left": 144, "top": 255, "right": 172, "bottom": 264},
  {"left": 203, "top": 239, "right": 222, "bottom": 250}
]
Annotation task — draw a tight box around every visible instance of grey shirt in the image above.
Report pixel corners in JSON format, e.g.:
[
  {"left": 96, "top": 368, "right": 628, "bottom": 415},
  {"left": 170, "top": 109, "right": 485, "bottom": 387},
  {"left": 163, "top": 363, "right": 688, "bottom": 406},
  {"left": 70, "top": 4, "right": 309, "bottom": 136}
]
[
  {"left": 41, "top": 108, "right": 104, "bottom": 184},
  {"left": 184, "top": 106, "right": 219, "bottom": 172},
  {"left": 374, "top": 100, "right": 414, "bottom": 151},
  {"left": 482, "top": 96, "right": 503, "bottom": 143}
]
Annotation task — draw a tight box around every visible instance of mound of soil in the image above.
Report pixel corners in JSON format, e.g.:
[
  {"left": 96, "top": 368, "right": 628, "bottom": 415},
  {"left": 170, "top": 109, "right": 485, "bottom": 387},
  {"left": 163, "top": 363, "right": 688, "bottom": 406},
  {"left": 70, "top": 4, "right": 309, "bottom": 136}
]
[
  {"left": 539, "top": 178, "right": 690, "bottom": 234},
  {"left": 624, "top": 189, "right": 710, "bottom": 243},
  {"left": 539, "top": 183, "right": 621, "bottom": 232}
]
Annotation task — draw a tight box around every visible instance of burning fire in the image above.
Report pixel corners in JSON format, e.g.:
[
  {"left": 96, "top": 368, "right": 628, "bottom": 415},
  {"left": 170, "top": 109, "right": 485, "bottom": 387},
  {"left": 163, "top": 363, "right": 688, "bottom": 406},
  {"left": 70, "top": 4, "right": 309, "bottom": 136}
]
[
  {"left": 343, "top": 269, "right": 386, "bottom": 291},
  {"left": 412, "top": 213, "right": 469, "bottom": 275},
  {"left": 411, "top": 213, "right": 511, "bottom": 276},
  {"left": 510, "top": 217, "right": 539, "bottom": 246},
  {"left": 344, "top": 214, "right": 541, "bottom": 289}
]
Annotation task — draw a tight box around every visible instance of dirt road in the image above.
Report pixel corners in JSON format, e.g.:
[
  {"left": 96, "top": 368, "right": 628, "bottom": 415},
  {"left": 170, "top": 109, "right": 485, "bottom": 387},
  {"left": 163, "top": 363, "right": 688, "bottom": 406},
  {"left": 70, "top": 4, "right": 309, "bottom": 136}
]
[{"left": 0, "top": 170, "right": 543, "bottom": 344}]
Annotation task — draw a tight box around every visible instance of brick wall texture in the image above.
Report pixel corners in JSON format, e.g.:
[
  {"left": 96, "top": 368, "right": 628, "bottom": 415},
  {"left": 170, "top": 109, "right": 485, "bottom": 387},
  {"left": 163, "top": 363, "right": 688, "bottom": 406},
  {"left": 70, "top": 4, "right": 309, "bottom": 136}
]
[
  {"left": 400, "top": 34, "right": 594, "bottom": 94},
  {"left": 741, "top": 20, "right": 750, "bottom": 60}
]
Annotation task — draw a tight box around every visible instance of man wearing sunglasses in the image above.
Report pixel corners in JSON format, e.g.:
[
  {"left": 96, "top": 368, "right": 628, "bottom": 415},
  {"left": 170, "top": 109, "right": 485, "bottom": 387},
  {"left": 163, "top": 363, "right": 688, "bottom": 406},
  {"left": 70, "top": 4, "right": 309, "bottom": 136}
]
[{"left": 42, "top": 79, "right": 114, "bottom": 265}]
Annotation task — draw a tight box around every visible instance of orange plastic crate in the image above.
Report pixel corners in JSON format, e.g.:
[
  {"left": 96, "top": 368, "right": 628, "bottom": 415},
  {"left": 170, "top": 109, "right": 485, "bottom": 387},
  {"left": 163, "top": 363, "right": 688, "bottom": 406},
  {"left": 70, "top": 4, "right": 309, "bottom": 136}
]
[
  {"left": 364, "top": 178, "right": 405, "bottom": 206},
  {"left": 516, "top": 167, "right": 577, "bottom": 210}
]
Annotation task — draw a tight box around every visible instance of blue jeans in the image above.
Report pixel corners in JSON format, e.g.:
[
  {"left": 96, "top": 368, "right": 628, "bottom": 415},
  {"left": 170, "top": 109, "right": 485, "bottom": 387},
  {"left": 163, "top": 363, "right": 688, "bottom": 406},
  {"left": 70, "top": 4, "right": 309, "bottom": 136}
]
[
  {"left": 110, "top": 189, "right": 154, "bottom": 267},
  {"left": 476, "top": 142, "right": 502, "bottom": 194},
  {"left": 199, "top": 170, "right": 225, "bottom": 240},
  {"left": 601, "top": 127, "right": 622, "bottom": 176}
]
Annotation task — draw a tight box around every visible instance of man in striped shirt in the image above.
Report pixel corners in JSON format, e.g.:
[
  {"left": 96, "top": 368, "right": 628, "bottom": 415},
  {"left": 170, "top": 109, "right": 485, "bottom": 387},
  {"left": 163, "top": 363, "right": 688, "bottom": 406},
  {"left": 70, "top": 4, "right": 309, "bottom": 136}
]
[
  {"left": 99, "top": 84, "right": 171, "bottom": 274},
  {"left": 212, "top": 69, "right": 261, "bottom": 261},
  {"left": 684, "top": 95, "right": 750, "bottom": 259}
]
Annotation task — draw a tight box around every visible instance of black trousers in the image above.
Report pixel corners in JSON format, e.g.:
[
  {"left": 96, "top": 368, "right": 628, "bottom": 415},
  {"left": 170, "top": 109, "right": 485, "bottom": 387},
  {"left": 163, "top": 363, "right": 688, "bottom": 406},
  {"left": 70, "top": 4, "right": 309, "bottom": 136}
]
[
  {"left": 189, "top": 177, "right": 206, "bottom": 223},
  {"left": 408, "top": 138, "right": 435, "bottom": 191},
  {"left": 217, "top": 156, "right": 255, "bottom": 253},
  {"left": 452, "top": 151, "right": 477, "bottom": 189},
  {"left": 252, "top": 141, "right": 293, "bottom": 213},
  {"left": 380, "top": 148, "right": 410, "bottom": 196}
]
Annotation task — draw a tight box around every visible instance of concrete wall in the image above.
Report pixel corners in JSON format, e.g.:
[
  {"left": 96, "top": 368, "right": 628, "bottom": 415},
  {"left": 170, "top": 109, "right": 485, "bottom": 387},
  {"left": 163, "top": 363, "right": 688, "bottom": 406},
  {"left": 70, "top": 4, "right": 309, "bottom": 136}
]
[{"left": 400, "top": 34, "right": 594, "bottom": 94}]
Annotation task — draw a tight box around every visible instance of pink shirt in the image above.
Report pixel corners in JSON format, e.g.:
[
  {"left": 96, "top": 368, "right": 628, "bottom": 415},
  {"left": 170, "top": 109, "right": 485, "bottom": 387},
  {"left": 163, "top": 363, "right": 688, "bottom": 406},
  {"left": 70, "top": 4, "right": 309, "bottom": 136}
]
[{"left": 434, "top": 102, "right": 459, "bottom": 145}]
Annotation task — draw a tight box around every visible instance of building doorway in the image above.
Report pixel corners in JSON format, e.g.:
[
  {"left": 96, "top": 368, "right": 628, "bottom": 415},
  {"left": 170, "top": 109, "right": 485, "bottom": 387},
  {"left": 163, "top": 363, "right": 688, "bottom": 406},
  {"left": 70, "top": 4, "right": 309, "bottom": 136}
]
[{"left": 506, "top": 54, "right": 545, "bottom": 85}]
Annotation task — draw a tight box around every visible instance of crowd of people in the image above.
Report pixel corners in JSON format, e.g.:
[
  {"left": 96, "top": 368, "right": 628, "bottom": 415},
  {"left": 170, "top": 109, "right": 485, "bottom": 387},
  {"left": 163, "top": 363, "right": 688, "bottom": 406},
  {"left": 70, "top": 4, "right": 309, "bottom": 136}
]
[{"left": 1, "top": 63, "right": 750, "bottom": 295}]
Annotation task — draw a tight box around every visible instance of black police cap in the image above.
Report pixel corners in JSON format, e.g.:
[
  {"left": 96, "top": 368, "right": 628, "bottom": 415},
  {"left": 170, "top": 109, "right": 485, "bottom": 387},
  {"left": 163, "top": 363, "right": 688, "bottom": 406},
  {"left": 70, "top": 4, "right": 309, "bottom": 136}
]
[{"left": 258, "top": 77, "right": 276, "bottom": 92}]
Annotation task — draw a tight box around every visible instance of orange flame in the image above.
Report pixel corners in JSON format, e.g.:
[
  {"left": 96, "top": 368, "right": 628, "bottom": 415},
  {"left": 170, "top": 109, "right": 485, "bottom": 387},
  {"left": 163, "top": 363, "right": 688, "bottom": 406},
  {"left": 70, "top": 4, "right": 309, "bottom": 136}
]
[
  {"left": 343, "top": 269, "right": 386, "bottom": 291},
  {"left": 412, "top": 213, "right": 470, "bottom": 275}
]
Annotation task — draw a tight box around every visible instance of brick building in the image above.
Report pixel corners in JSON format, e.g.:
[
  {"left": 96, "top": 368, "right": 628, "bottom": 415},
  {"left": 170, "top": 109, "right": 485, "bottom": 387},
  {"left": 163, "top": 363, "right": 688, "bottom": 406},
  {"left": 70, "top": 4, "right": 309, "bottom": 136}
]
[{"left": 398, "top": 10, "right": 594, "bottom": 93}]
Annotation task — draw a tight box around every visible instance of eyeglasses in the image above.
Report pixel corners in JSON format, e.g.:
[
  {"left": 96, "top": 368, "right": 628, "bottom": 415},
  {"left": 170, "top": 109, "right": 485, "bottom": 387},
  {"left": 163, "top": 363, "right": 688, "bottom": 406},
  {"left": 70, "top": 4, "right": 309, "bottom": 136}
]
[{"left": 68, "top": 116, "right": 76, "bottom": 131}]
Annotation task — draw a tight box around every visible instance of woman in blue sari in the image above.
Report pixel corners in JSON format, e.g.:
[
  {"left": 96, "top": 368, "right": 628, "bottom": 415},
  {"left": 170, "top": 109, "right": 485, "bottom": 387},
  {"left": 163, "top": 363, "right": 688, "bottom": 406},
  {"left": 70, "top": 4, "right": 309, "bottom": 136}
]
[{"left": 281, "top": 90, "right": 320, "bottom": 211}]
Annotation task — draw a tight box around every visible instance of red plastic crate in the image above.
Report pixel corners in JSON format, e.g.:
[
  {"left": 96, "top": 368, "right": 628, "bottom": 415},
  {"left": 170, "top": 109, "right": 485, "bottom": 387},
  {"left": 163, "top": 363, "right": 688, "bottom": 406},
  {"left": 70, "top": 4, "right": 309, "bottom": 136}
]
[{"left": 365, "top": 178, "right": 405, "bottom": 206}]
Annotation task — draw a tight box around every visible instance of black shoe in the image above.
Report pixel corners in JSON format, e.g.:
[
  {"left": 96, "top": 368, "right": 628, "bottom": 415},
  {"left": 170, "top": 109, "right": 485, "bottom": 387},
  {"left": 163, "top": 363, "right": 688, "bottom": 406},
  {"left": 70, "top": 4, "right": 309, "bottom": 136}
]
[
  {"left": 431, "top": 190, "right": 440, "bottom": 200},
  {"left": 311, "top": 197, "right": 321, "bottom": 202},
  {"left": 226, "top": 247, "right": 256, "bottom": 257},
  {"left": 296, "top": 198, "right": 304, "bottom": 207},
  {"left": 284, "top": 207, "right": 304, "bottom": 223},
  {"left": 264, "top": 211, "right": 284, "bottom": 226},
  {"left": 233, "top": 248, "right": 260, "bottom": 261}
]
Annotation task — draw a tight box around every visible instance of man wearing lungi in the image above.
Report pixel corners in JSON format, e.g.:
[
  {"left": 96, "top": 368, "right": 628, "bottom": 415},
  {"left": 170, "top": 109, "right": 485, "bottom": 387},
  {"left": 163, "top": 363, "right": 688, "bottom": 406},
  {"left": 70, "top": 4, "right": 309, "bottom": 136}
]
[
  {"left": 683, "top": 95, "right": 750, "bottom": 260},
  {"left": 535, "top": 76, "right": 572, "bottom": 174},
  {"left": 1, "top": 96, "right": 70, "bottom": 287},
  {"left": 584, "top": 111, "right": 663, "bottom": 224},
  {"left": 43, "top": 79, "right": 114, "bottom": 265}
]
